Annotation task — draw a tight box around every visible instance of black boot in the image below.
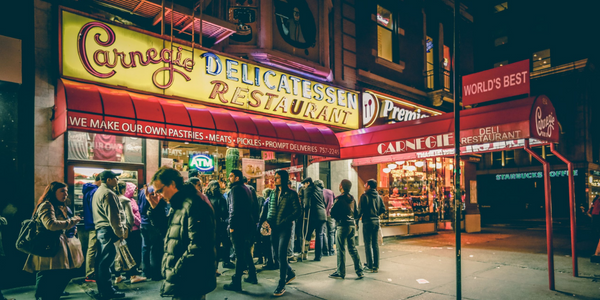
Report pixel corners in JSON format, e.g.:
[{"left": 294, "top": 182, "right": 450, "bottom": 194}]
[
  {"left": 223, "top": 275, "right": 242, "bottom": 291},
  {"left": 244, "top": 272, "right": 258, "bottom": 284}
]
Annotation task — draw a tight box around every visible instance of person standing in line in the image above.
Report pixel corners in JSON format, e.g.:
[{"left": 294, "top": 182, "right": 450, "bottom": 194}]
[
  {"left": 0, "top": 213, "right": 15, "bottom": 300},
  {"left": 224, "top": 170, "right": 258, "bottom": 291},
  {"left": 267, "top": 170, "right": 301, "bottom": 297},
  {"left": 300, "top": 177, "right": 327, "bottom": 261},
  {"left": 82, "top": 175, "right": 101, "bottom": 283},
  {"left": 358, "top": 179, "right": 386, "bottom": 273},
  {"left": 139, "top": 185, "right": 168, "bottom": 281},
  {"left": 114, "top": 182, "right": 146, "bottom": 284},
  {"left": 588, "top": 195, "right": 600, "bottom": 261},
  {"left": 258, "top": 188, "right": 277, "bottom": 269},
  {"left": 329, "top": 179, "right": 364, "bottom": 280},
  {"left": 205, "top": 180, "right": 230, "bottom": 274},
  {"left": 315, "top": 180, "right": 335, "bottom": 257},
  {"left": 146, "top": 167, "right": 216, "bottom": 300},
  {"left": 243, "top": 177, "right": 261, "bottom": 262},
  {"left": 188, "top": 177, "right": 203, "bottom": 193},
  {"left": 92, "top": 171, "right": 128, "bottom": 299},
  {"left": 23, "top": 182, "right": 83, "bottom": 300}
]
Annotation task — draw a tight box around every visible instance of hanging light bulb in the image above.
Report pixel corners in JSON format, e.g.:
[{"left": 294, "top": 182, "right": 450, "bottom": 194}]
[
  {"left": 415, "top": 161, "right": 424, "bottom": 167},
  {"left": 407, "top": 165, "right": 417, "bottom": 171},
  {"left": 396, "top": 161, "right": 405, "bottom": 165},
  {"left": 436, "top": 162, "right": 442, "bottom": 169},
  {"left": 388, "top": 163, "right": 397, "bottom": 170},
  {"left": 383, "top": 168, "right": 391, "bottom": 174},
  {"left": 449, "top": 164, "right": 454, "bottom": 170}
]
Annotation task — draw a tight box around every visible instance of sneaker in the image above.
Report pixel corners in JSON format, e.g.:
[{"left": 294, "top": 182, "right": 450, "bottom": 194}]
[
  {"left": 301, "top": 253, "right": 308, "bottom": 260},
  {"left": 130, "top": 275, "right": 147, "bottom": 284},
  {"left": 329, "top": 272, "right": 344, "bottom": 279},
  {"left": 357, "top": 272, "right": 365, "bottom": 279},
  {"left": 84, "top": 275, "right": 96, "bottom": 283},
  {"left": 114, "top": 275, "right": 126, "bottom": 284},
  {"left": 285, "top": 271, "right": 296, "bottom": 284},
  {"left": 363, "top": 266, "right": 372, "bottom": 272},
  {"left": 288, "top": 256, "right": 297, "bottom": 263},
  {"left": 273, "top": 285, "right": 286, "bottom": 297},
  {"left": 372, "top": 268, "right": 379, "bottom": 273}
]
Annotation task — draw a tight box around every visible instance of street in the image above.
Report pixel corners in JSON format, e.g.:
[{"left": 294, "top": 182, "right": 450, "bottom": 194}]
[{"left": 4, "top": 226, "right": 600, "bottom": 300}]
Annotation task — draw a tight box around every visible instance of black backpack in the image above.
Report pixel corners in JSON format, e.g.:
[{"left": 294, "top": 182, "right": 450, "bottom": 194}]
[{"left": 16, "top": 203, "right": 60, "bottom": 257}]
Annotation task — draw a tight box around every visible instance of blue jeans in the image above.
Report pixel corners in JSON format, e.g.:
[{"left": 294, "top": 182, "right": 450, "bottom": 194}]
[
  {"left": 96, "top": 227, "right": 118, "bottom": 294},
  {"left": 304, "top": 220, "right": 326, "bottom": 259},
  {"left": 362, "top": 222, "right": 380, "bottom": 269},
  {"left": 232, "top": 231, "right": 256, "bottom": 280},
  {"left": 336, "top": 225, "right": 363, "bottom": 277},
  {"left": 323, "top": 217, "right": 336, "bottom": 255},
  {"left": 288, "top": 221, "right": 295, "bottom": 257},
  {"left": 141, "top": 225, "right": 163, "bottom": 280},
  {"left": 271, "top": 223, "right": 294, "bottom": 287}
]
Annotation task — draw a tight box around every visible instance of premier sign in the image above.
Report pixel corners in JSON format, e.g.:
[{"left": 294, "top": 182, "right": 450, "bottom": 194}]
[
  {"left": 462, "top": 60, "right": 530, "bottom": 106},
  {"left": 362, "top": 91, "right": 442, "bottom": 127}
]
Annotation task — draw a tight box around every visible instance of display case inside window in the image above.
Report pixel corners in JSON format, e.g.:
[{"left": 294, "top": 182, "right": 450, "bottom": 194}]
[
  {"left": 379, "top": 158, "right": 454, "bottom": 224},
  {"left": 73, "top": 167, "right": 138, "bottom": 216}
]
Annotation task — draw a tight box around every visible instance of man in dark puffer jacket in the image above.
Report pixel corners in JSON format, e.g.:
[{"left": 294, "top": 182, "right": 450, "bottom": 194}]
[{"left": 147, "top": 167, "right": 216, "bottom": 300}]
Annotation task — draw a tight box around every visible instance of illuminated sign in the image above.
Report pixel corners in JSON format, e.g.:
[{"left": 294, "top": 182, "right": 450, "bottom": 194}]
[
  {"left": 362, "top": 91, "right": 443, "bottom": 127},
  {"left": 60, "top": 10, "right": 359, "bottom": 129},
  {"left": 462, "top": 59, "right": 530, "bottom": 106},
  {"left": 189, "top": 154, "right": 215, "bottom": 172},
  {"left": 495, "top": 170, "right": 578, "bottom": 180}
]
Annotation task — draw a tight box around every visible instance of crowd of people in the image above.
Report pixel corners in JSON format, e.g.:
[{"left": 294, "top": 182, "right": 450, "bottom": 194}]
[{"left": 0, "top": 167, "right": 392, "bottom": 300}]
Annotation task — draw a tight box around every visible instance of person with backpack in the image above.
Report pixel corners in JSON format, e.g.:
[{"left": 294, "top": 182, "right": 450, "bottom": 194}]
[
  {"left": 358, "top": 179, "right": 386, "bottom": 273},
  {"left": 23, "top": 182, "right": 83, "bottom": 300},
  {"left": 329, "top": 179, "right": 364, "bottom": 280}
]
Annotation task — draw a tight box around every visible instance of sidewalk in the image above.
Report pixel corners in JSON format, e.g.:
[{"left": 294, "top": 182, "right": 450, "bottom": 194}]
[{"left": 4, "top": 228, "right": 600, "bottom": 300}]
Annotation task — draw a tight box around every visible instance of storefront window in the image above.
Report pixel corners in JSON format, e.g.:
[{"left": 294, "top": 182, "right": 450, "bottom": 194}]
[
  {"left": 378, "top": 158, "right": 459, "bottom": 224},
  {"left": 67, "top": 131, "right": 144, "bottom": 164},
  {"left": 533, "top": 49, "right": 551, "bottom": 71},
  {"left": 73, "top": 167, "right": 138, "bottom": 216},
  {"left": 160, "top": 141, "right": 305, "bottom": 195}
]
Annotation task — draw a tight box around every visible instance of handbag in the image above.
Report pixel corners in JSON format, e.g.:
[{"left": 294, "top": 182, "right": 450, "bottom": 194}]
[
  {"left": 114, "top": 239, "right": 136, "bottom": 272},
  {"left": 15, "top": 206, "right": 60, "bottom": 257},
  {"left": 260, "top": 221, "right": 271, "bottom": 236}
]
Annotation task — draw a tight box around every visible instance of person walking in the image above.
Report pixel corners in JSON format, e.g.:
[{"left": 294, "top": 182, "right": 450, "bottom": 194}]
[
  {"left": 315, "top": 180, "right": 335, "bottom": 257},
  {"left": 114, "top": 182, "right": 146, "bottom": 284},
  {"left": 267, "top": 170, "right": 301, "bottom": 296},
  {"left": 329, "top": 179, "right": 364, "bottom": 280},
  {"left": 300, "top": 177, "right": 327, "bottom": 261},
  {"left": 23, "top": 182, "right": 83, "bottom": 300},
  {"left": 147, "top": 167, "right": 217, "bottom": 300},
  {"left": 0, "top": 213, "right": 15, "bottom": 300},
  {"left": 224, "top": 170, "right": 258, "bottom": 291},
  {"left": 138, "top": 185, "right": 168, "bottom": 280},
  {"left": 82, "top": 175, "right": 101, "bottom": 283},
  {"left": 92, "top": 171, "right": 128, "bottom": 299},
  {"left": 358, "top": 179, "right": 386, "bottom": 273},
  {"left": 205, "top": 180, "right": 231, "bottom": 273}
]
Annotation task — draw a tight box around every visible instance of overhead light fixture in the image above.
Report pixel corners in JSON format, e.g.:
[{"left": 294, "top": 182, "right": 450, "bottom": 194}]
[
  {"left": 388, "top": 163, "right": 397, "bottom": 170},
  {"left": 449, "top": 164, "right": 454, "bottom": 170},
  {"left": 407, "top": 166, "right": 417, "bottom": 171},
  {"left": 415, "top": 161, "right": 424, "bottom": 167},
  {"left": 383, "top": 168, "right": 391, "bottom": 174},
  {"left": 436, "top": 163, "right": 442, "bottom": 169}
]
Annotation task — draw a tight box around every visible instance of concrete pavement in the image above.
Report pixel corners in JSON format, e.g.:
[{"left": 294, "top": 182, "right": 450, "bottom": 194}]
[{"left": 4, "top": 227, "right": 600, "bottom": 299}]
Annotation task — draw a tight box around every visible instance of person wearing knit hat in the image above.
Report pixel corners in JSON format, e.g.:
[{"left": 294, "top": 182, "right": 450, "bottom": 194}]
[{"left": 329, "top": 179, "right": 364, "bottom": 280}]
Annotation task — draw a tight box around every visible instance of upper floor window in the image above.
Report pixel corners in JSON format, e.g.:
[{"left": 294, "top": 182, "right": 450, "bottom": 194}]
[
  {"left": 533, "top": 49, "right": 551, "bottom": 71},
  {"left": 494, "top": 2, "right": 508, "bottom": 13},
  {"left": 376, "top": 5, "right": 394, "bottom": 62}
]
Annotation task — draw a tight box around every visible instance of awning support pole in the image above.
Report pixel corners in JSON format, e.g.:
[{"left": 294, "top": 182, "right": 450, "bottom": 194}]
[
  {"left": 524, "top": 140, "right": 555, "bottom": 290},
  {"left": 550, "top": 143, "right": 577, "bottom": 277},
  {"left": 453, "top": 1, "right": 462, "bottom": 299}
]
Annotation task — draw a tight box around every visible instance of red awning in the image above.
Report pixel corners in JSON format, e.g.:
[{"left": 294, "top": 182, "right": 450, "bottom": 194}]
[
  {"left": 52, "top": 79, "right": 340, "bottom": 157},
  {"left": 336, "top": 95, "right": 558, "bottom": 160}
]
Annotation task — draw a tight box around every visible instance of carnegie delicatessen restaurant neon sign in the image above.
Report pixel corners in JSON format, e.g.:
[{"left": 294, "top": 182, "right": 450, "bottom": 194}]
[{"left": 60, "top": 10, "right": 360, "bottom": 130}]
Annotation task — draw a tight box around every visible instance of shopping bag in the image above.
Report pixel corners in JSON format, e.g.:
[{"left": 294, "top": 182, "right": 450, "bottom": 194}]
[{"left": 114, "top": 240, "right": 136, "bottom": 272}]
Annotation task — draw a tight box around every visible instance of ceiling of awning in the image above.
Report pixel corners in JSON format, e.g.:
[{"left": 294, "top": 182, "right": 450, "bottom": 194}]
[
  {"left": 53, "top": 79, "right": 340, "bottom": 157},
  {"left": 93, "top": 0, "right": 236, "bottom": 44}
]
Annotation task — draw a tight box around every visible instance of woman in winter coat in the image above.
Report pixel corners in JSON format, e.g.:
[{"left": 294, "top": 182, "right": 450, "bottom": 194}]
[
  {"left": 205, "top": 180, "right": 232, "bottom": 270},
  {"left": 114, "top": 182, "right": 146, "bottom": 284},
  {"left": 23, "top": 182, "right": 83, "bottom": 300}
]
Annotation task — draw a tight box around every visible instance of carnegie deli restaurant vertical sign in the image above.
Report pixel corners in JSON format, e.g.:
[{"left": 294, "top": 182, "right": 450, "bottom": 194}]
[{"left": 60, "top": 10, "right": 360, "bottom": 130}]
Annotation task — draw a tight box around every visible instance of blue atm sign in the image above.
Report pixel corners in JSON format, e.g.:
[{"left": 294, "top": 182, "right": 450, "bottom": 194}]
[{"left": 189, "top": 154, "right": 214, "bottom": 172}]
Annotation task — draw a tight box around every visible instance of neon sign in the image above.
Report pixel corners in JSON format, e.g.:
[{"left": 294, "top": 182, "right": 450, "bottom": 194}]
[
  {"left": 189, "top": 154, "right": 215, "bottom": 172},
  {"left": 495, "top": 169, "right": 578, "bottom": 180}
]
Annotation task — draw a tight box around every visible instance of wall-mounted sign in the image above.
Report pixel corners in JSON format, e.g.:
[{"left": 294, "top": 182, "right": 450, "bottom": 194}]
[
  {"left": 60, "top": 10, "right": 359, "bottom": 129},
  {"left": 189, "top": 154, "right": 215, "bottom": 172},
  {"left": 362, "top": 91, "right": 443, "bottom": 127},
  {"left": 262, "top": 151, "right": 276, "bottom": 161},
  {"left": 462, "top": 59, "right": 530, "bottom": 106},
  {"left": 495, "top": 169, "right": 578, "bottom": 180}
]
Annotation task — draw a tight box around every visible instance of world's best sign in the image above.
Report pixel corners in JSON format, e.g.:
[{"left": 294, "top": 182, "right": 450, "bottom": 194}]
[
  {"left": 462, "top": 60, "right": 530, "bottom": 106},
  {"left": 60, "top": 10, "right": 360, "bottom": 129}
]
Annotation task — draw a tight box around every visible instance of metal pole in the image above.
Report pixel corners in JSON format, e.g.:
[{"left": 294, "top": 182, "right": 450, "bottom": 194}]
[
  {"left": 453, "top": 1, "right": 462, "bottom": 299},
  {"left": 550, "top": 143, "right": 577, "bottom": 277},
  {"left": 525, "top": 140, "right": 555, "bottom": 290}
]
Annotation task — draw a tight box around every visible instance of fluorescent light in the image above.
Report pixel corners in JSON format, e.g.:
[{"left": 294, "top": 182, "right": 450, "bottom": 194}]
[{"left": 388, "top": 163, "right": 398, "bottom": 169}]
